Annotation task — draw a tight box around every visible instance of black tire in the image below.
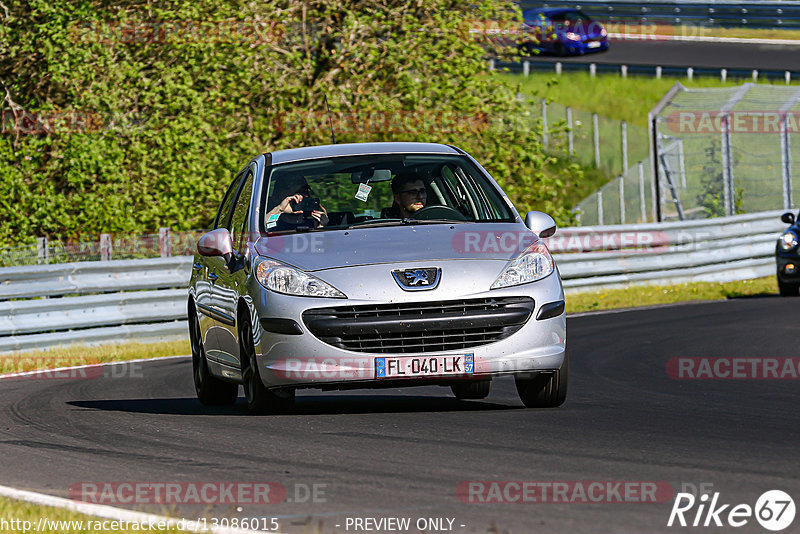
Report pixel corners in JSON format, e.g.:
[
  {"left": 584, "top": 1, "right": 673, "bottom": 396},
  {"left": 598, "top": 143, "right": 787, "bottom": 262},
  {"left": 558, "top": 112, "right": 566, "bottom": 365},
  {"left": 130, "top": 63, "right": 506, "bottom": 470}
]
[
  {"left": 515, "top": 351, "right": 568, "bottom": 408},
  {"left": 451, "top": 379, "right": 492, "bottom": 400},
  {"left": 240, "top": 315, "right": 295, "bottom": 414},
  {"left": 189, "top": 306, "right": 238, "bottom": 406},
  {"left": 778, "top": 277, "right": 799, "bottom": 296}
]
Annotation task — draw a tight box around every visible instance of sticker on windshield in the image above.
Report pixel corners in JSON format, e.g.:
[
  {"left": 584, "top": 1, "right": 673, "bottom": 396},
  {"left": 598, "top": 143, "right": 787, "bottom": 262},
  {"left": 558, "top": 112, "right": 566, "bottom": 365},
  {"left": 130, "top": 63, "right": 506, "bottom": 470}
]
[
  {"left": 266, "top": 213, "right": 280, "bottom": 229},
  {"left": 355, "top": 183, "right": 372, "bottom": 202}
]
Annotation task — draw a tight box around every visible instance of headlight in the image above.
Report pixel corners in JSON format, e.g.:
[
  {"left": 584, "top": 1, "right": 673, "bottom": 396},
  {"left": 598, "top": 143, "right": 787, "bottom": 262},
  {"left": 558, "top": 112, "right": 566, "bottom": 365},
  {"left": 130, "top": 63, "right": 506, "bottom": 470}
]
[
  {"left": 779, "top": 231, "right": 798, "bottom": 251},
  {"left": 491, "top": 241, "right": 554, "bottom": 289},
  {"left": 566, "top": 32, "right": 581, "bottom": 41},
  {"left": 255, "top": 258, "right": 347, "bottom": 298}
]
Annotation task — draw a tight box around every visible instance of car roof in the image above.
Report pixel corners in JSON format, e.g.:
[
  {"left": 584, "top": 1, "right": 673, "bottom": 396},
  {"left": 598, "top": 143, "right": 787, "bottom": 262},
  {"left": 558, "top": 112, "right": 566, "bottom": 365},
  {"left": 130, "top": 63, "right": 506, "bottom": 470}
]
[{"left": 266, "top": 142, "right": 464, "bottom": 165}]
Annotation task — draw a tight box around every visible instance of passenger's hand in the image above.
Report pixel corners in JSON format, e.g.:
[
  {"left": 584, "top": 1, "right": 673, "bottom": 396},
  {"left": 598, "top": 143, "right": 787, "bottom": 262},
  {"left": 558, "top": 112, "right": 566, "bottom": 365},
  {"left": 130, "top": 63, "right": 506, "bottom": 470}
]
[
  {"left": 278, "top": 194, "right": 304, "bottom": 214},
  {"left": 311, "top": 205, "right": 329, "bottom": 227}
]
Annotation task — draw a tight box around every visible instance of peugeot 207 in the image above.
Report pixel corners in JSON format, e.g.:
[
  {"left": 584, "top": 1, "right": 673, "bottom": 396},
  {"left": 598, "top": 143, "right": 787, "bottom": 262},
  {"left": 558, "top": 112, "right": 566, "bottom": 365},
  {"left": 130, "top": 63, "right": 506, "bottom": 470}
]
[{"left": 188, "top": 142, "right": 567, "bottom": 413}]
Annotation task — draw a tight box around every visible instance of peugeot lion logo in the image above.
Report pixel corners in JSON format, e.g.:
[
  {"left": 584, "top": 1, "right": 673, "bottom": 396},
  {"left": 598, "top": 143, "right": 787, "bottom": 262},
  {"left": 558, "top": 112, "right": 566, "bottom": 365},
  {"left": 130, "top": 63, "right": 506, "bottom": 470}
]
[
  {"left": 392, "top": 268, "right": 442, "bottom": 291},
  {"left": 405, "top": 270, "right": 429, "bottom": 286}
]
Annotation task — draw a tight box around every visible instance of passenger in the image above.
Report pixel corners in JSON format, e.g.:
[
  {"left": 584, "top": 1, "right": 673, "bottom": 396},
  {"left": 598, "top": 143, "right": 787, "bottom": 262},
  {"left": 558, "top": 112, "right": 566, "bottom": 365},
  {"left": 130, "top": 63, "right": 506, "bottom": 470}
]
[
  {"left": 387, "top": 171, "right": 427, "bottom": 219},
  {"left": 266, "top": 175, "right": 328, "bottom": 228}
]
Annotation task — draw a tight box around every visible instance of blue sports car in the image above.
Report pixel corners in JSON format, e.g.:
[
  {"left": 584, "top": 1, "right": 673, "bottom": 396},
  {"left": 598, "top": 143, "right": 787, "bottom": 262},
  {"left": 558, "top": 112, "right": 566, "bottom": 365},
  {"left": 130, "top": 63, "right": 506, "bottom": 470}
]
[{"left": 519, "top": 8, "right": 609, "bottom": 56}]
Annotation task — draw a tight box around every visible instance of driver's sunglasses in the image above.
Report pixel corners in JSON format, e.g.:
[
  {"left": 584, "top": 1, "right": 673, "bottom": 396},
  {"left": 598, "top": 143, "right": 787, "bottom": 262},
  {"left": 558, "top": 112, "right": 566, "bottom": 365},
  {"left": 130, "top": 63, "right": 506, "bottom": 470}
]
[{"left": 400, "top": 188, "right": 426, "bottom": 197}]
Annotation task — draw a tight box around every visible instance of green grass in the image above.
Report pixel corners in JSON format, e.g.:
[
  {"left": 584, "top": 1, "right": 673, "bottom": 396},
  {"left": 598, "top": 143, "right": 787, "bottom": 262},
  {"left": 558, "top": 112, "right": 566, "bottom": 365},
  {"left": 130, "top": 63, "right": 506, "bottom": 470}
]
[
  {"left": 0, "top": 339, "right": 190, "bottom": 374},
  {"left": 566, "top": 276, "right": 777, "bottom": 313},
  {"left": 497, "top": 71, "right": 798, "bottom": 128},
  {"left": 0, "top": 496, "right": 192, "bottom": 533}
]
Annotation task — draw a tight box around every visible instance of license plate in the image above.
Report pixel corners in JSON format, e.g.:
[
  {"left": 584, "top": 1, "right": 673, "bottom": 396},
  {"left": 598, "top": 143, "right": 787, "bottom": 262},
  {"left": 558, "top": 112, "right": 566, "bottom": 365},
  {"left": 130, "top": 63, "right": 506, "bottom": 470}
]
[
  {"left": 587, "top": 41, "right": 601, "bottom": 48},
  {"left": 375, "top": 354, "right": 474, "bottom": 378}
]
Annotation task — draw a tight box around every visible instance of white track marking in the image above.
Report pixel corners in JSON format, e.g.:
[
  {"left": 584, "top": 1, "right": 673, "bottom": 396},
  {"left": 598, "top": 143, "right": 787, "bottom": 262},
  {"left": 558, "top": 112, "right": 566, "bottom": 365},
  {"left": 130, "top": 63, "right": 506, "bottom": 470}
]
[{"left": 609, "top": 32, "right": 800, "bottom": 46}]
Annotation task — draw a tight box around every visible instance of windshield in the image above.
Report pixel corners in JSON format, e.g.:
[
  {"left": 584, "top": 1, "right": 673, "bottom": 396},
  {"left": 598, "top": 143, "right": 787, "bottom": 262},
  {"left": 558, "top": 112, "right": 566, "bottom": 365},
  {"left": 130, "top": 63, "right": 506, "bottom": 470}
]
[{"left": 260, "top": 154, "right": 515, "bottom": 234}]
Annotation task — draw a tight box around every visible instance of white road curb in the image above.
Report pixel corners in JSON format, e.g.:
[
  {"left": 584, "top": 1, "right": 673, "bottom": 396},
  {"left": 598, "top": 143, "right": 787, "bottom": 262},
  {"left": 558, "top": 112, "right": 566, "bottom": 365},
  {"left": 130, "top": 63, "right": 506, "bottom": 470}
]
[{"left": 609, "top": 32, "right": 800, "bottom": 46}]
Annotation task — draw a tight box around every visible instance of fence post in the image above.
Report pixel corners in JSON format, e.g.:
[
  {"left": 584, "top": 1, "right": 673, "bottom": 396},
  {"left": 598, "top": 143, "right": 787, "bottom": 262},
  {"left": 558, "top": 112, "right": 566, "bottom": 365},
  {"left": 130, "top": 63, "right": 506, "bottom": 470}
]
[
  {"left": 656, "top": 66, "right": 662, "bottom": 80},
  {"left": 556, "top": 62, "right": 562, "bottom": 76},
  {"left": 621, "top": 120, "right": 628, "bottom": 174},
  {"left": 621, "top": 64, "right": 628, "bottom": 78},
  {"left": 488, "top": 58, "right": 495, "bottom": 71},
  {"left": 37, "top": 237, "right": 49, "bottom": 265},
  {"left": 567, "top": 107, "right": 574, "bottom": 155},
  {"left": 721, "top": 113, "right": 735, "bottom": 216},
  {"left": 589, "top": 63, "right": 596, "bottom": 77},
  {"left": 752, "top": 69, "right": 758, "bottom": 83},
  {"left": 619, "top": 177, "right": 626, "bottom": 225},
  {"left": 523, "top": 60, "right": 530, "bottom": 77},
  {"left": 597, "top": 190, "right": 604, "bottom": 226},
  {"left": 542, "top": 99, "right": 548, "bottom": 150},
  {"left": 721, "top": 68, "right": 727, "bottom": 83},
  {"left": 159, "top": 227, "right": 172, "bottom": 257},
  {"left": 638, "top": 162, "right": 647, "bottom": 222},
  {"left": 687, "top": 67, "right": 694, "bottom": 81},
  {"left": 786, "top": 71, "right": 792, "bottom": 85},
  {"left": 593, "top": 113, "right": 600, "bottom": 168},
  {"left": 678, "top": 139, "right": 687, "bottom": 188},
  {"left": 100, "top": 233, "right": 112, "bottom": 261},
  {"left": 781, "top": 114, "right": 793, "bottom": 210}
]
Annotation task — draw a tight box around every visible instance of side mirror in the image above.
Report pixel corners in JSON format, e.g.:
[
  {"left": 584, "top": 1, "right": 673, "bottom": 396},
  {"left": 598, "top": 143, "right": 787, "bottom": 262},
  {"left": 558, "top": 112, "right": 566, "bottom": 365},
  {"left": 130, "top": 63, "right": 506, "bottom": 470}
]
[
  {"left": 525, "top": 211, "right": 557, "bottom": 238},
  {"left": 197, "top": 228, "right": 234, "bottom": 263},
  {"left": 781, "top": 212, "right": 795, "bottom": 225}
]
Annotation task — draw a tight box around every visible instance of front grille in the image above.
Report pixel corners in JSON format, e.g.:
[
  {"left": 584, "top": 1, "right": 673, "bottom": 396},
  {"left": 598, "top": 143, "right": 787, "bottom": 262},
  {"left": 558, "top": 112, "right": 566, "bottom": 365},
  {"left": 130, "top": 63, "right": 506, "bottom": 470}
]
[{"left": 302, "top": 297, "right": 534, "bottom": 354}]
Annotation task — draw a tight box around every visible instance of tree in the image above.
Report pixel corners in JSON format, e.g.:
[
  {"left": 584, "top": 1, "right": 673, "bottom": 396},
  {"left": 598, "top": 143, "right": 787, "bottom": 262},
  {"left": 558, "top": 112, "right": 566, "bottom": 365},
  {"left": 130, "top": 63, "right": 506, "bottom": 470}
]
[{"left": 0, "top": 0, "right": 580, "bottom": 245}]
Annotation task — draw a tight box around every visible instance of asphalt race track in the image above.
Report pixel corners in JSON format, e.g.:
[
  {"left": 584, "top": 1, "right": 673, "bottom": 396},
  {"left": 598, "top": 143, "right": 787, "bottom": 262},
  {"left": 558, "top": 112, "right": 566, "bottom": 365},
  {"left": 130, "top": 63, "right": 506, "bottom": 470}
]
[
  {"left": 524, "top": 39, "right": 800, "bottom": 71},
  {"left": 1, "top": 297, "right": 798, "bottom": 533}
]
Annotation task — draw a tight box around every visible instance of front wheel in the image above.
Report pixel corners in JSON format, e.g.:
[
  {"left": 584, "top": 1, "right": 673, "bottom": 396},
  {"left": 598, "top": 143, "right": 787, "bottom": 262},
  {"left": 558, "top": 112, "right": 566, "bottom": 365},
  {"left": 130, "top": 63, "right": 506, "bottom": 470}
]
[
  {"left": 240, "top": 315, "right": 295, "bottom": 414},
  {"left": 190, "top": 308, "right": 238, "bottom": 406},
  {"left": 515, "top": 352, "right": 568, "bottom": 408}
]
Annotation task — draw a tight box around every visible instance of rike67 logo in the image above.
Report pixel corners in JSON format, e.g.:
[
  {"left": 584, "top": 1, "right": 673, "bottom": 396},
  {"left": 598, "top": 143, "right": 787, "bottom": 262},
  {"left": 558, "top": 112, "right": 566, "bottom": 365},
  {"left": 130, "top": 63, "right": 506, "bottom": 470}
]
[{"left": 668, "top": 490, "right": 796, "bottom": 531}]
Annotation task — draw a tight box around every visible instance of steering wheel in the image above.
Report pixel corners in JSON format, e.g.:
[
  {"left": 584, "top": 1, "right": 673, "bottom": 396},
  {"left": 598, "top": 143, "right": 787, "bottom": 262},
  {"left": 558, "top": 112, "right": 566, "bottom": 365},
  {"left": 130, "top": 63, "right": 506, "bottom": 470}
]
[{"left": 409, "top": 205, "right": 469, "bottom": 221}]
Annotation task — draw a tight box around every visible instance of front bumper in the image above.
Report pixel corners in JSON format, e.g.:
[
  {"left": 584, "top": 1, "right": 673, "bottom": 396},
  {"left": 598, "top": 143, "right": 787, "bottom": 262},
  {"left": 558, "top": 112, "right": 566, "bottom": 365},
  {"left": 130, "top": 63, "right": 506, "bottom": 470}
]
[{"left": 250, "top": 264, "right": 566, "bottom": 389}]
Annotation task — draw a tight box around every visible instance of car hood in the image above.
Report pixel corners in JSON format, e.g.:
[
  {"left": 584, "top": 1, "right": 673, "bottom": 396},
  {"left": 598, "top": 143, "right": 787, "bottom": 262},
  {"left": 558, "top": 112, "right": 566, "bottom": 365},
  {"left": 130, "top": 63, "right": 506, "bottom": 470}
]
[{"left": 254, "top": 223, "right": 538, "bottom": 272}]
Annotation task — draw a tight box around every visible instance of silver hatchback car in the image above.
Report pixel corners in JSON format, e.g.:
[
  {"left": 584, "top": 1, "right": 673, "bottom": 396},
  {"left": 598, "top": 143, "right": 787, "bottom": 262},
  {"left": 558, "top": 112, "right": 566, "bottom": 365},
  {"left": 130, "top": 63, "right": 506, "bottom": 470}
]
[{"left": 189, "top": 142, "right": 567, "bottom": 412}]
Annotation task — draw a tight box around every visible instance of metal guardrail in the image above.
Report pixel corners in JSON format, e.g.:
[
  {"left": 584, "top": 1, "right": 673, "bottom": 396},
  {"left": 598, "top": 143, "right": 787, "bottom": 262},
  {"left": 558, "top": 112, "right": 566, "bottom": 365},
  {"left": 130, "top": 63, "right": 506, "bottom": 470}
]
[
  {"left": 0, "top": 210, "right": 786, "bottom": 352},
  {"left": 0, "top": 257, "right": 192, "bottom": 352},
  {"left": 521, "top": 1, "right": 800, "bottom": 29},
  {"left": 496, "top": 59, "right": 800, "bottom": 84},
  {"left": 554, "top": 209, "right": 785, "bottom": 290}
]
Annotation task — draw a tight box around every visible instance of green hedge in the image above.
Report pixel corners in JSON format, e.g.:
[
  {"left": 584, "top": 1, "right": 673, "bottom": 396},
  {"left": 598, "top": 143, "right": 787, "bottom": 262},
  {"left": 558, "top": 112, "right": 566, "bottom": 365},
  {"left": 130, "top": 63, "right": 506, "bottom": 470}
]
[{"left": 0, "top": 0, "right": 582, "bottom": 246}]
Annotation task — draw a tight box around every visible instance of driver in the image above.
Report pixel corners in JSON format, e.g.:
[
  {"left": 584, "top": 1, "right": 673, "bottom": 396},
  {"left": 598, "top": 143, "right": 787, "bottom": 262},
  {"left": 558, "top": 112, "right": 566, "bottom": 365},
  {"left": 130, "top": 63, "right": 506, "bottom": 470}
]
[
  {"left": 389, "top": 171, "right": 427, "bottom": 219},
  {"left": 266, "top": 175, "right": 328, "bottom": 228}
]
